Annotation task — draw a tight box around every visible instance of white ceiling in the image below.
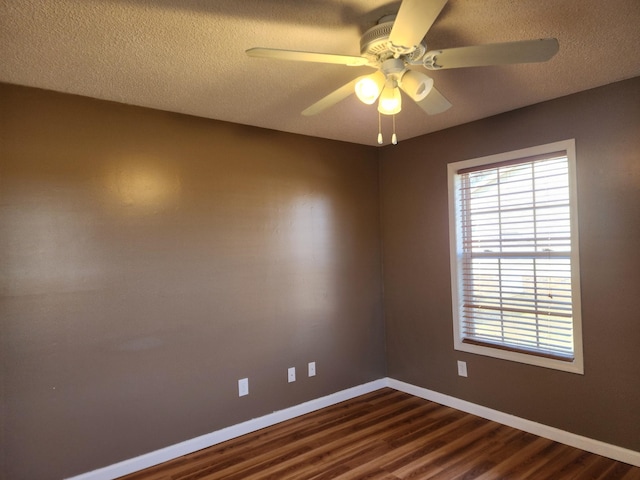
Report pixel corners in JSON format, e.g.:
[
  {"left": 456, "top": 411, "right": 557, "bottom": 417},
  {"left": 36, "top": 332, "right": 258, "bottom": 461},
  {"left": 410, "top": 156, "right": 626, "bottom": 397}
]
[{"left": 1, "top": 0, "right": 639, "bottom": 146}]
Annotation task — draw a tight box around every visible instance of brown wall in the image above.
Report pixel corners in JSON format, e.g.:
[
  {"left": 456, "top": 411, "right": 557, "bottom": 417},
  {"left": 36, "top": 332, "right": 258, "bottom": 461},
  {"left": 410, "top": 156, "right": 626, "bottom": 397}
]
[
  {"left": 0, "top": 83, "right": 385, "bottom": 479},
  {"left": 380, "top": 77, "right": 640, "bottom": 452},
  {"left": 2, "top": 78, "right": 639, "bottom": 479}
]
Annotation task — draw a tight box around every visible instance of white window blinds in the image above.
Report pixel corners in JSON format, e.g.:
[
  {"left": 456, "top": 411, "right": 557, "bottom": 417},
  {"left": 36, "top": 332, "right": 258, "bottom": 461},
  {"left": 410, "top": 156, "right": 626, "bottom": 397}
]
[{"left": 452, "top": 145, "right": 582, "bottom": 365}]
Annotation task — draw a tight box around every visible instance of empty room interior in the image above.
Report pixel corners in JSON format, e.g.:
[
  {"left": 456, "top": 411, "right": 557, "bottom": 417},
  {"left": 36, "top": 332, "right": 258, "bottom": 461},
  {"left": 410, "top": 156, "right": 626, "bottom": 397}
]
[{"left": 1, "top": 0, "right": 639, "bottom": 479}]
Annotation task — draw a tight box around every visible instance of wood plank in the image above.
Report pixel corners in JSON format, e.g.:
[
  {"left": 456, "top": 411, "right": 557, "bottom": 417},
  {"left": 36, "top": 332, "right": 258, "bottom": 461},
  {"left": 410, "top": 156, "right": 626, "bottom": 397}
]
[{"left": 118, "top": 388, "right": 640, "bottom": 480}]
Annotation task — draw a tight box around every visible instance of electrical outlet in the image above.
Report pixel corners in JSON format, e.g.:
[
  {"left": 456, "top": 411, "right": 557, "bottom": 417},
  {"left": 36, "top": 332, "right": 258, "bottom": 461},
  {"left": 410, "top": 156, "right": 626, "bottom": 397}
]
[
  {"left": 308, "top": 362, "right": 316, "bottom": 377},
  {"left": 457, "top": 360, "right": 468, "bottom": 377},
  {"left": 238, "top": 378, "right": 249, "bottom": 396},
  {"left": 288, "top": 367, "right": 296, "bottom": 383}
]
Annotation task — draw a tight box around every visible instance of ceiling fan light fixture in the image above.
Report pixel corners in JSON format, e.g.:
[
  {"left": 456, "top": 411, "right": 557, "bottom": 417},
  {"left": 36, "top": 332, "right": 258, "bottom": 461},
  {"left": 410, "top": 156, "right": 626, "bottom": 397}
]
[
  {"left": 355, "top": 72, "right": 385, "bottom": 105},
  {"left": 246, "top": 0, "right": 561, "bottom": 146},
  {"left": 378, "top": 85, "right": 402, "bottom": 115},
  {"left": 399, "top": 70, "right": 434, "bottom": 101}
]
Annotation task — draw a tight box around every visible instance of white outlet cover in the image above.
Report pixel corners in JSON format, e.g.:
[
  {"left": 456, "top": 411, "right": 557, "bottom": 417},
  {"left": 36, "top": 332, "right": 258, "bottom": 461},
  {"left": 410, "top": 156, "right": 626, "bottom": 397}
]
[
  {"left": 288, "top": 367, "right": 296, "bottom": 383},
  {"left": 308, "top": 362, "right": 316, "bottom": 377},
  {"left": 238, "top": 378, "right": 249, "bottom": 396},
  {"left": 457, "top": 360, "right": 468, "bottom": 377}
]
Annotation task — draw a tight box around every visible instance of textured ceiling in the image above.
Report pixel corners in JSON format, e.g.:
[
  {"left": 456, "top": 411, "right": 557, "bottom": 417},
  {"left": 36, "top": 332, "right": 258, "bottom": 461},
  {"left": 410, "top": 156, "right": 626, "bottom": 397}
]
[{"left": 1, "top": 0, "right": 639, "bottom": 146}]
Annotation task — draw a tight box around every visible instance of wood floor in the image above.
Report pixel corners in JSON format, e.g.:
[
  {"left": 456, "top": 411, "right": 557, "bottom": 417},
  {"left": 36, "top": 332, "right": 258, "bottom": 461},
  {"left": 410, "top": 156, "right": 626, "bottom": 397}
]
[{"left": 120, "top": 388, "right": 640, "bottom": 480}]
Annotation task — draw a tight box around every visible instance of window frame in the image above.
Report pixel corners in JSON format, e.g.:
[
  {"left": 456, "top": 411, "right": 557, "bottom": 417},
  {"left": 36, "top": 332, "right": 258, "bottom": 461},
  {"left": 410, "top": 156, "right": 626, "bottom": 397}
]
[{"left": 448, "top": 139, "right": 584, "bottom": 374}]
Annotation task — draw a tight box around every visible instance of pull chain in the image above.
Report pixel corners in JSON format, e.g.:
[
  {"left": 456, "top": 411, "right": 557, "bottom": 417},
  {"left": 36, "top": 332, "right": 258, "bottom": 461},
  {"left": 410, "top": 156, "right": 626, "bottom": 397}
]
[
  {"left": 376, "top": 113, "right": 399, "bottom": 145},
  {"left": 391, "top": 115, "right": 398, "bottom": 145}
]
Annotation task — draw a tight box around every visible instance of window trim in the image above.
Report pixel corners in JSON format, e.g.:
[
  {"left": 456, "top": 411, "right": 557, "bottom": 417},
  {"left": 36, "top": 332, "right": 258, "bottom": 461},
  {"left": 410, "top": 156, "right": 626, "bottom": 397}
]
[{"left": 448, "top": 139, "right": 584, "bottom": 374}]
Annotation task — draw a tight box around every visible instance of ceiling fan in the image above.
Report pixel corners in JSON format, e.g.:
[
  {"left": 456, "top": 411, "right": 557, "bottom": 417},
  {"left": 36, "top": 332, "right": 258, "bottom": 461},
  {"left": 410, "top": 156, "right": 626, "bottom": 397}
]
[{"left": 246, "top": 0, "right": 559, "bottom": 144}]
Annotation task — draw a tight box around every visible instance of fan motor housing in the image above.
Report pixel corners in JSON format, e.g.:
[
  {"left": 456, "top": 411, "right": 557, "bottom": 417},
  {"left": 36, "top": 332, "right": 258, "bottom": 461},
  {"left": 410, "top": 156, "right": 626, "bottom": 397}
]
[{"left": 360, "top": 19, "right": 426, "bottom": 63}]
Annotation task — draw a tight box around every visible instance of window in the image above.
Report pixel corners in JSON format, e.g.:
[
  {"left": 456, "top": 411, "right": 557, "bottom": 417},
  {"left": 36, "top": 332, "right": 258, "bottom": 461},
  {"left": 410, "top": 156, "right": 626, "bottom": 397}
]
[{"left": 448, "top": 140, "right": 583, "bottom": 373}]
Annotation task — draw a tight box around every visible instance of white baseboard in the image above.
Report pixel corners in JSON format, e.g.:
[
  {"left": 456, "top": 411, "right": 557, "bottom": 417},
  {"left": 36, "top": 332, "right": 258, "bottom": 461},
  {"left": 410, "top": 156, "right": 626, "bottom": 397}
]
[
  {"left": 386, "top": 377, "right": 640, "bottom": 468},
  {"left": 67, "top": 376, "right": 639, "bottom": 479},
  {"left": 65, "top": 379, "right": 386, "bottom": 480}
]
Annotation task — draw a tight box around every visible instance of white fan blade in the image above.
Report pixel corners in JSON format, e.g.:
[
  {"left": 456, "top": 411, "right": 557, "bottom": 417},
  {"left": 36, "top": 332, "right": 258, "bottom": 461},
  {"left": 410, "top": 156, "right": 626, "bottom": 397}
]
[
  {"left": 302, "top": 77, "right": 363, "bottom": 116},
  {"left": 389, "top": 0, "right": 448, "bottom": 53},
  {"left": 424, "top": 38, "right": 559, "bottom": 70},
  {"left": 246, "top": 48, "right": 369, "bottom": 66},
  {"left": 415, "top": 86, "right": 452, "bottom": 115}
]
